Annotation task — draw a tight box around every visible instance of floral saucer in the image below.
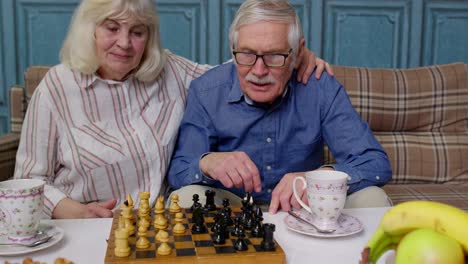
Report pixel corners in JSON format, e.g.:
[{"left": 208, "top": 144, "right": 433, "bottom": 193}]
[
  {"left": 0, "top": 222, "right": 64, "bottom": 256},
  {"left": 284, "top": 208, "right": 363, "bottom": 238}
]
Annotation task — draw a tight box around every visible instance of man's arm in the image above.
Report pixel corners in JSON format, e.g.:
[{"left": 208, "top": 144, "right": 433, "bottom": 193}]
[
  {"left": 166, "top": 85, "right": 215, "bottom": 190},
  {"left": 320, "top": 78, "right": 392, "bottom": 192},
  {"left": 167, "top": 83, "right": 262, "bottom": 193},
  {"left": 269, "top": 76, "right": 391, "bottom": 214}
]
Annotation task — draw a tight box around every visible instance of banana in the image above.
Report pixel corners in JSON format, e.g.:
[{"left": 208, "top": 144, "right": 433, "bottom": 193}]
[
  {"left": 362, "top": 226, "right": 403, "bottom": 264},
  {"left": 380, "top": 201, "right": 468, "bottom": 253}
]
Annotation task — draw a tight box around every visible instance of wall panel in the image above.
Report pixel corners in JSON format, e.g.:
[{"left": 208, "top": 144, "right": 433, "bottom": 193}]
[
  {"left": 423, "top": 1, "right": 468, "bottom": 65},
  {"left": 324, "top": 0, "right": 411, "bottom": 68},
  {"left": 1, "top": 0, "right": 16, "bottom": 133},
  {"left": 16, "top": 0, "right": 79, "bottom": 83},
  {"left": 157, "top": 0, "right": 208, "bottom": 63}
]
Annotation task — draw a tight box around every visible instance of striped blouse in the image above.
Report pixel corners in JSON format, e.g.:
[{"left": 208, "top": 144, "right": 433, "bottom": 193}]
[{"left": 14, "top": 51, "right": 211, "bottom": 218}]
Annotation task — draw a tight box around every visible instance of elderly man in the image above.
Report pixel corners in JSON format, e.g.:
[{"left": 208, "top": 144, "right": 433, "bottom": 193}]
[{"left": 167, "top": 0, "right": 392, "bottom": 213}]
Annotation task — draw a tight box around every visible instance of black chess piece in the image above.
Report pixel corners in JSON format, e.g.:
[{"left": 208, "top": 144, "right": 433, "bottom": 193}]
[
  {"left": 240, "top": 193, "right": 251, "bottom": 225},
  {"left": 233, "top": 225, "right": 248, "bottom": 251},
  {"left": 211, "top": 213, "right": 221, "bottom": 232},
  {"left": 231, "top": 216, "right": 242, "bottom": 237},
  {"left": 251, "top": 207, "right": 264, "bottom": 237},
  {"left": 260, "top": 223, "right": 276, "bottom": 251},
  {"left": 221, "top": 198, "right": 233, "bottom": 226},
  {"left": 191, "top": 206, "right": 207, "bottom": 234},
  {"left": 191, "top": 193, "right": 201, "bottom": 210},
  {"left": 212, "top": 221, "right": 226, "bottom": 244},
  {"left": 204, "top": 190, "right": 217, "bottom": 211},
  {"left": 244, "top": 195, "right": 255, "bottom": 230}
]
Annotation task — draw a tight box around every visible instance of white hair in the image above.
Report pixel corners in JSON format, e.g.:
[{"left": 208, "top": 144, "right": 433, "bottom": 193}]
[
  {"left": 60, "top": 0, "right": 166, "bottom": 82},
  {"left": 229, "top": 0, "right": 303, "bottom": 67}
]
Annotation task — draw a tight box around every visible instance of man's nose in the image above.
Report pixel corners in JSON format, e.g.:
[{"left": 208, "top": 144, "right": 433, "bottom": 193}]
[{"left": 250, "top": 56, "right": 269, "bottom": 77}]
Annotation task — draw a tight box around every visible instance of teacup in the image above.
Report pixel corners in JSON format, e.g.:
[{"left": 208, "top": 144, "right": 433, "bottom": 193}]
[
  {"left": 293, "top": 170, "right": 348, "bottom": 230},
  {"left": 0, "top": 179, "right": 45, "bottom": 241}
]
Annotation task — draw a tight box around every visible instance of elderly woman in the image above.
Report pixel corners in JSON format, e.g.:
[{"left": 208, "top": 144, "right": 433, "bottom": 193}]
[{"left": 13, "top": 0, "right": 331, "bottom": 219}]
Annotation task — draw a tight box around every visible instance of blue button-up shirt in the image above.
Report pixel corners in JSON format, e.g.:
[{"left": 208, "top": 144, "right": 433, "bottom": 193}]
[{"left": 167, "top": 62, "right": 392, "bottom": 202}]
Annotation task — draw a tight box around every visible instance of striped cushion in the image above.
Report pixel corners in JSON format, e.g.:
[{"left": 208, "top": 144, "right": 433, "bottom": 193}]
[
  {"left": 375, "top": 132, "right": 467, "bottom": 184},
  {"left": 383, "top": 184, "right": 468, "bottom": 211},
  {"left": 334, "top": 63, "right": 467, "bottom": 132},
  {"left": 330, "top": 63, "right": 468, "bottom": 185}
]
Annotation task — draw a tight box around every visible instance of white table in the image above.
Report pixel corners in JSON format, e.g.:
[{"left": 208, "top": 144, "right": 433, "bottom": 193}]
[{"left": 0, "top": 207, "right": 391, "bottom": 264}]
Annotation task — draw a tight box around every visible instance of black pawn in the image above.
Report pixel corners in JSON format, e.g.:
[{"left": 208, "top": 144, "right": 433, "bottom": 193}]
[
  {"left": 231, "top": 216, "right": 242, "bottom": 237},
  {"left": 251, "top": 207, "right": 264, "bottom": 237},
  {"left": 221, "top": 198, "right": 233, "bottom": 226},
  {"left": 204, "top": 190, "right": 217, "bottom": 211},
  {"left": 212, "top": 221, "right": 226, "bottom": 244},
  {"left": 191, "top": 193, "right": 201, "bottom": 210},
  {"left": 191, "top": 206, "right": 207, "bottom": 234},
  {"left": 260, "top": 223, "right": 276, "bottom": 251},
  {"left": 233, "top": 226, "right": 248, "bottom": 251}
]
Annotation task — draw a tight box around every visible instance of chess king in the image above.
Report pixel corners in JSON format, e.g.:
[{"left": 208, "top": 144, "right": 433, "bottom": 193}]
[{"left": 166, "top": 0, "right": 392, "bottom": 213}]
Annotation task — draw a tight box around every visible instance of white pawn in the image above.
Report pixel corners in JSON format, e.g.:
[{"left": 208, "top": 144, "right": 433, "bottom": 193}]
[
  {"left": 169, "top": 194, "right": 181, "bottom": 213},
  {"left": 156, "top": 230, "right": 171, "bottom": 255},
  {"left": 172, "top": 212, "right": 186, "bottom": 234},
  {"left": 114, "top": 217, "right": 130, "bottom": 257},
  {"left": 136, "top": 224, "right": 150, "bottom": 249}
]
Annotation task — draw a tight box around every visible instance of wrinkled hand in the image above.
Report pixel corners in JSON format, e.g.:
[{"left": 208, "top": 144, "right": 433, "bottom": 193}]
[
  {"left": 269, "top": 167, "right": 335, "bottom": 214},
  {"left": 200, "top": 152, "right": 262, "bottom": 193},
  {"left": 295, "top": 47, "right": 334, "bottom": 83},
  {"left": 52, "top": 197, "right": 117, "bottom": 219},
  {"left": 269, "top": 172, "right": 307, "bottom": 214}
]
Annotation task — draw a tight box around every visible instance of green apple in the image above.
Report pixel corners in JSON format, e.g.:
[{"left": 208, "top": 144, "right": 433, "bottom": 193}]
[{"left": 395, "top": 228, "right": 465, "bottom": 264}]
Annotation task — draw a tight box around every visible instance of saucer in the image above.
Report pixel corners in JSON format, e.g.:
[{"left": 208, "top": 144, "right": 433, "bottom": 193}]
[
  {"left": 284, "top": 209, "right": 363, "bottom": 238},
  {"left": 0, "top": 222, "right": 64, "bottom": 256}
]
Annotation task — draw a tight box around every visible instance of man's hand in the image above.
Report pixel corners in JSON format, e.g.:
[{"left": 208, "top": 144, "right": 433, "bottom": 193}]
[
  {"left": 295, "top": 46, "right": 334, "bottom": 83},
  {"left": 52, "top": 197, "right": 117, "bottom": 219},
  {"left": 269, "top": 167, "right": 336, "bottom": 214},
  {"left": 269, "top": 172, "right": 307, "bottom": 214},
  {"left": 200, "top": 152, "right": 262, "bottom": 193}
]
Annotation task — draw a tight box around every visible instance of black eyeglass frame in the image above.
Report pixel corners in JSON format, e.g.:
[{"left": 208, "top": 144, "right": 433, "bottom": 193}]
[{"left": 232, "top": 48, "right": 293, "bottom": 67}]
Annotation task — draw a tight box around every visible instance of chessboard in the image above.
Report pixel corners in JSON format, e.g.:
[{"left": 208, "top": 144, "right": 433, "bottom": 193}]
[{"left": 104, "top": 196, "right": 285, "bottom": 264}]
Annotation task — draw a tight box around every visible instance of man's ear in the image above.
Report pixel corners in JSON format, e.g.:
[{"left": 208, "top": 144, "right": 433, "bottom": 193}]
[{"left": 295, "top": 37, "right": 306, "bottom": 67}]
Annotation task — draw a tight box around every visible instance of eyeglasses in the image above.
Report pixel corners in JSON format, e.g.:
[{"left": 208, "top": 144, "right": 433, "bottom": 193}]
[{"left": 232, "top": 49, "right": 292, "bottom": 67}]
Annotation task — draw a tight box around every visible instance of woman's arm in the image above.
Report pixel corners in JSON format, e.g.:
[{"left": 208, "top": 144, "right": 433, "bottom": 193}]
[{"left": 52, "top": 198, "right": 116, "bottom": 218}]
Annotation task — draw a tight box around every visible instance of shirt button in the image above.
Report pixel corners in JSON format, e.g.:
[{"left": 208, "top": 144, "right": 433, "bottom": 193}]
[
  {"left": 376, "top": 176, "right": 380, "bottom": 180},
  {"left": 266, "top": 165, "right": 272, "bottom": 171},
  {"left": 347, "top": 176, "right": 351, "bottom": 181},
  {"left": 195, "top": 174, "right": 199, "bottom": 179},
  {"left": 267, "top": 189, "right": 272, "bottom": 193},
  {"left": 266, "top": 137, "right": 272, "bottom": 143}
]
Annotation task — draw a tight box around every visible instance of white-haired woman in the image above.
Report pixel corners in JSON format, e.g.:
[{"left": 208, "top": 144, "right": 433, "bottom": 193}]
[{"left": 14, "top": 0, "right": 332, "bottom": 219}]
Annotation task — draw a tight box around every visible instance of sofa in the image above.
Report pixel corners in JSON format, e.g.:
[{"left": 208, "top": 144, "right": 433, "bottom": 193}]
[{"left": 1, "top": 63, "right": 467, "bottom": 210}]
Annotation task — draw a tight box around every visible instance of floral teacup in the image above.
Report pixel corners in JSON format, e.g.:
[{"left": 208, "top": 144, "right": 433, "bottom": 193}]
[
  {"left": 293, "top": 170, "right": 348, "bottom": 230},
  {"left": 0, "top": 179, "right": 44, "bottom": 241}
]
